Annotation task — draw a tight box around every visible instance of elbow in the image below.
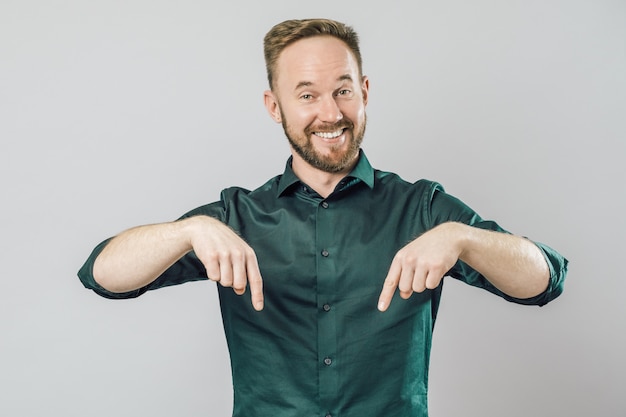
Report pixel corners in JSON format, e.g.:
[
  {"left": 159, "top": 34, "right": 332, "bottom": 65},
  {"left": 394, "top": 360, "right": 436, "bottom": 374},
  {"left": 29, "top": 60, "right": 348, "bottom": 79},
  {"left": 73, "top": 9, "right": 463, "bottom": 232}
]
[
  {"left": 91, "top": 264, "right": 145, "bottom": 299},
  {"left": 500, "top": 264, "right": 551, "bottom": 300},
  {"left": 92, "top": 257, "right": 131, "bottom": 294}
]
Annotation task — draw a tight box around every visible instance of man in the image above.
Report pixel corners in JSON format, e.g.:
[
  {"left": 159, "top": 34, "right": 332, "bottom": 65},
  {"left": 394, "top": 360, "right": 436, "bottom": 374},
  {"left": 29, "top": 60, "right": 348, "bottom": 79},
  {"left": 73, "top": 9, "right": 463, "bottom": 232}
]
[{"left": 79, "top": 18, "right": 567, "bottom": 417}]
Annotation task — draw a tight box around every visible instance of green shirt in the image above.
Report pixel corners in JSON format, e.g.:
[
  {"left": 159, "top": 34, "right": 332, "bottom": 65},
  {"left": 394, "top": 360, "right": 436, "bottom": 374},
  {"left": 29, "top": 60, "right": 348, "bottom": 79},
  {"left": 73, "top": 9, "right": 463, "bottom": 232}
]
[{"left": 78, "top": 151, "right": 567, "bottom": 417}]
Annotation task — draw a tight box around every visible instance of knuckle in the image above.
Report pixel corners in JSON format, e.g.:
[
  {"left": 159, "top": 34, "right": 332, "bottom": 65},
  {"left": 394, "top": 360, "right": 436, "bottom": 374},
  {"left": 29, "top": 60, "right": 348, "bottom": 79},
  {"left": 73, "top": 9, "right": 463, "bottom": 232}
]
[
  {"left": 384, "top": 277, "right": 397, "bottom": 287},
  {"left": 431, "top": 260, "right": 445, "bottom": 271},
  {"left": 206, "top": 272, "right": 220, "bottom": 282},
  {"left": 398, "top": 281, "right": 412, "bottom": 293},
  {"left": 397, "top": 253, "right": 414, "bottom": 265},
  {"left": 249, "top": 274, "right": 262, "bottom": 284},
  {"left": 426, "top": 275, "right": 442, "bottom": 289},
  {"left": 392, "top": 251, "right": 406, "bottom": 263},
  {"left": 204, "top": 262, "right": 220, "bottom": 276},
  {"left": 415, "top": 257, "right": 429, "bottom": 269},
  {"left": 404, "top": 253, "right": 417, "bottom": 264},
  {"left": 203, "top": 252, "right": 219, "bottom": 264},
  {"left": 220, "top": 276, "right": 233, "bottom": 286},
  {"left": 231, "top": 247, "right": 245, "bottom": 260},
  {"left": 212, "top": 249, "right": 230, "bottom": 261}
]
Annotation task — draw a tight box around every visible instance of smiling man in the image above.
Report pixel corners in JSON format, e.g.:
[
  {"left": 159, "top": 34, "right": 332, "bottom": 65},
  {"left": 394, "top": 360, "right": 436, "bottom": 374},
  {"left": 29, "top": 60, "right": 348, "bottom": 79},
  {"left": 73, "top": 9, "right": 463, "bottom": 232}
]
[
  {"left": 78, "top": 18, "right": 567, "bottom": 417},
  {"left": 264, "top": 34, "right": 368, "bottom": 185}
]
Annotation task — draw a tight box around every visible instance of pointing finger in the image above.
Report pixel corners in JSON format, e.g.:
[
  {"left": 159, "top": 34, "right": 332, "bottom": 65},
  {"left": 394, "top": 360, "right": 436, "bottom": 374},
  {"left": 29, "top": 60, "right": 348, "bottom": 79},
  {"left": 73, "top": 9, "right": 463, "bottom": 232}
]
[
  {"left": 378, "top": 260, "right": 401, "bottom": 312},
  {"left": 246, "top": 255, "right": 264, "bottom": 311}
]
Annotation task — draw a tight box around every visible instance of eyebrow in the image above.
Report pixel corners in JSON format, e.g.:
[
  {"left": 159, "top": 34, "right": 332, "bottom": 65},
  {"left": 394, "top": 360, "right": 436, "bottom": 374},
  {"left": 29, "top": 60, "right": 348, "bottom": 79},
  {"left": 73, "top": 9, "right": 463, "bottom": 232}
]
[{"left": 294, "top": 74, "right": 354, "bottom": 92}]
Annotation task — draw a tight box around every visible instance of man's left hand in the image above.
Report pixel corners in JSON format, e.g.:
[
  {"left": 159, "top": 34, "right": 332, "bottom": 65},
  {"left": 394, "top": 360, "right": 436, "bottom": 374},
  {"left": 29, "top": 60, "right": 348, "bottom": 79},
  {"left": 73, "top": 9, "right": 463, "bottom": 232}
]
[{"left": 377, "top": 222, "right": 462, "bottom": 312}]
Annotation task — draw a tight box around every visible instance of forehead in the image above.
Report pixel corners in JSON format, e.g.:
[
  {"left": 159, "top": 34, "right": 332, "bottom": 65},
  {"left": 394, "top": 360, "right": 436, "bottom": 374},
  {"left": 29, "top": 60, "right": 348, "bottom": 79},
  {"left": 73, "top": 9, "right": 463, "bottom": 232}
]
[{"left": 275, "top": 36, "right": 359, "bottom": 89}]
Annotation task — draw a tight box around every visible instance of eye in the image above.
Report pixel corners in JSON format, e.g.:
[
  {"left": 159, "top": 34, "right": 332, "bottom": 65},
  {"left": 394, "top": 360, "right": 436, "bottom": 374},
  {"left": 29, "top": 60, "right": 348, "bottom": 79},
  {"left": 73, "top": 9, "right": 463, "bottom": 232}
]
[
  {"left": 300, "top": 94, "right": 314, "bottom": 100},
  {"left": 337, "top": 89, "right": 352, "bottom": 96}
]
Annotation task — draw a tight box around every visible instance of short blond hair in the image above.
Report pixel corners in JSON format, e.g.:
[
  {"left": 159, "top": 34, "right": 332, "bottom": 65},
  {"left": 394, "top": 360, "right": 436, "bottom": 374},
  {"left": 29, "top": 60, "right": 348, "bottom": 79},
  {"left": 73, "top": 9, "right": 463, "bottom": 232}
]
[{"left": 263, "top": 18, "right": 363, "bottom": 90}]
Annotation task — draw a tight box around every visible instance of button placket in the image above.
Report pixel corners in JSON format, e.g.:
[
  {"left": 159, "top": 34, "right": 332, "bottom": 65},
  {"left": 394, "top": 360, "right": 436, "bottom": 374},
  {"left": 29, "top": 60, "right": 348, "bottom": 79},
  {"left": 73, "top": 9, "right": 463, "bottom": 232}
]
[{"left": 316, "top": 193, "right": 338, "bottom": 408}]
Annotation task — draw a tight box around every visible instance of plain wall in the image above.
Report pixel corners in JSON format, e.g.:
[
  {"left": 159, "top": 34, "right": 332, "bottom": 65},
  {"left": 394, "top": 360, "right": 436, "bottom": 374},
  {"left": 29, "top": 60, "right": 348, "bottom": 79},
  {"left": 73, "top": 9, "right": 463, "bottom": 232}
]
[{"left": 1, "top": 1, "right": 624, "bottom": 416}]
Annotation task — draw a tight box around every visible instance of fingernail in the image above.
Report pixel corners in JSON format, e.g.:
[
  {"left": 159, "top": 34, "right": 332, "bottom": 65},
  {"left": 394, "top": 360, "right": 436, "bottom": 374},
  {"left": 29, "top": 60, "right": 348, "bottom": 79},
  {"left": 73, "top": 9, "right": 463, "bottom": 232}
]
[{"left": 378, "top": 301, "right": 385, "bottom": 311}]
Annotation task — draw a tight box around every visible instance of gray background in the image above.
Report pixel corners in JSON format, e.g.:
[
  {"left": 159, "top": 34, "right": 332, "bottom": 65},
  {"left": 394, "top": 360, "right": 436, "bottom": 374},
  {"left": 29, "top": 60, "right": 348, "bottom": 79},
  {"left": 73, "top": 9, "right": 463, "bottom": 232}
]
[{"left": 1, "top": 0, "right": 624, "bottom": 416}]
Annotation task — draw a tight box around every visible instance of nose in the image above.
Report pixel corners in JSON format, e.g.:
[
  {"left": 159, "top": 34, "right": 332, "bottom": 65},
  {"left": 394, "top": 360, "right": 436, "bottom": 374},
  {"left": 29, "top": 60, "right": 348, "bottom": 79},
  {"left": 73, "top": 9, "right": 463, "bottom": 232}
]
[{"left": 318, "top": 95, "right": 343, "bottom": 123}]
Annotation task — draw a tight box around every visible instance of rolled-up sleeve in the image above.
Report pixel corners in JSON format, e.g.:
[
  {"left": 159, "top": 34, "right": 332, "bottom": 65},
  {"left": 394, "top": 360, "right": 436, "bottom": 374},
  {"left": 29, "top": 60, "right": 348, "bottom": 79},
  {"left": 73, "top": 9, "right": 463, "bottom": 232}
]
[{"left": 428, "top": 183, "right": 568, "bottom": 306}]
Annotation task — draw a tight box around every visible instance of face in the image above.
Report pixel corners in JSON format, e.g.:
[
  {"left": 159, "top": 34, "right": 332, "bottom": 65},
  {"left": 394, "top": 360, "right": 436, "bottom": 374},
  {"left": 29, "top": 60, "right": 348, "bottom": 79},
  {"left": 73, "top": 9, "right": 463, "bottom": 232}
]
[{"left": 265, "top": 36, "right": 369, "bottom": 174}]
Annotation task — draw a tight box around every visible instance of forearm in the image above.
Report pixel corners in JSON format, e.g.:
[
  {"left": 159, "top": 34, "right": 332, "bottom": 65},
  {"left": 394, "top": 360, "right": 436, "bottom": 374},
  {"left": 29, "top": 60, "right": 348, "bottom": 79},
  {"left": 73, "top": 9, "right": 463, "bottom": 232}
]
[
  {"left": 456, "top": 223, "right": 550, "bottom": 299},
  {"left": 92, "top": 218, "right": 196, "bottom": 293}
]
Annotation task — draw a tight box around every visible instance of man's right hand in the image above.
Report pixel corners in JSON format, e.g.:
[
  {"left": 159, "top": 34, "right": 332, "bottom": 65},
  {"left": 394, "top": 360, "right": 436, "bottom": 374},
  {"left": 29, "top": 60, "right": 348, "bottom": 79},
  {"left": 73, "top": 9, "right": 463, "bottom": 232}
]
[
  {"left": 186, "top": 216, "right": 264, "bottom": 310},
  {"left": 93, "top": 215, "right": 264, "bottom": 311}
]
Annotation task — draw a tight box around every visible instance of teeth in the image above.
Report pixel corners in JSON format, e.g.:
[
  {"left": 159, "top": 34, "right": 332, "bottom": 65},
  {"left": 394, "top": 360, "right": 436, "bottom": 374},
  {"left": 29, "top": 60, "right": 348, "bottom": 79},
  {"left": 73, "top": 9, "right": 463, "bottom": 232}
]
[{"left": 315, "top": 129, "right": 343, "bottom": 139}]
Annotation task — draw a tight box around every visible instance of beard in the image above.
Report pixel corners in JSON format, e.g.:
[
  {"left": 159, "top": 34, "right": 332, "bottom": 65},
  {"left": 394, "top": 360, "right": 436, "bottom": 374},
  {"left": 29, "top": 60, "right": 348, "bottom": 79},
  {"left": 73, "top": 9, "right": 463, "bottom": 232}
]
[{"left": 281, "top": 112, "right": 367, "bottom": 174}]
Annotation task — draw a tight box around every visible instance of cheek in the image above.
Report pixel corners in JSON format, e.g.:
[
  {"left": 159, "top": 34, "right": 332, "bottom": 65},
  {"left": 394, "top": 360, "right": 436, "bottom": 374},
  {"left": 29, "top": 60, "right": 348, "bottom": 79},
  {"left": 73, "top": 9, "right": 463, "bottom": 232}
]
[
  {"left": 285, "top": 107, "right": 317, "bottom": 128},
  {"left": 344, "top": 102, "right": 366, "bottom": 122}
]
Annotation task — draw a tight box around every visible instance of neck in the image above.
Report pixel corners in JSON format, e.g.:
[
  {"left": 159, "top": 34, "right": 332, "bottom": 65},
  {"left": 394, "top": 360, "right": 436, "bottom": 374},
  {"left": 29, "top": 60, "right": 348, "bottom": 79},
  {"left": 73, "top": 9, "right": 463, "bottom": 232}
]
[{"left": 291, "top": 153, "right": 358, "bottom": 198}]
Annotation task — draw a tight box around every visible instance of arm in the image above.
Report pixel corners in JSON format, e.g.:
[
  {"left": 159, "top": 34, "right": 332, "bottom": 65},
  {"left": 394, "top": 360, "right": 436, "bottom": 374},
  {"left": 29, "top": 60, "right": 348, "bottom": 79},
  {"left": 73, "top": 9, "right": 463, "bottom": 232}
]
[
  {"left": 377, "top": 222, "right": 549, "bottom": 311},
  {"left": 93, "top": 215, "right": 264, "bottom": 310}
]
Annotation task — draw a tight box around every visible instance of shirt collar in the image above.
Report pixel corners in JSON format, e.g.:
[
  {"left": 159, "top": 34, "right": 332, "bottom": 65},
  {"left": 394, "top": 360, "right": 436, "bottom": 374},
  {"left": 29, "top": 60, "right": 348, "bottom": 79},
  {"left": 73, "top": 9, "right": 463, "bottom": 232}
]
[{"left": 277, "top": 150, "right": 375, "bottom": 197}]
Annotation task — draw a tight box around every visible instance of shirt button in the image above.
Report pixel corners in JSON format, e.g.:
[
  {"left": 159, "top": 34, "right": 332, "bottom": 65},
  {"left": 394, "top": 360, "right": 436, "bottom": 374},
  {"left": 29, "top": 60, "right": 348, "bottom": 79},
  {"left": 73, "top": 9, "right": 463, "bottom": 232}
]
[
  {"left": 321, "top": 249, "right": 329, "bottom": 257},
  {"left": 321, "top": 201, "right": 329, "bottom": 209},
  {"left": 323, "top": 304, "right": 331, "bottom": 312},
  {"left": 324, "top": 357, "right": 332, "bottom": 366}
]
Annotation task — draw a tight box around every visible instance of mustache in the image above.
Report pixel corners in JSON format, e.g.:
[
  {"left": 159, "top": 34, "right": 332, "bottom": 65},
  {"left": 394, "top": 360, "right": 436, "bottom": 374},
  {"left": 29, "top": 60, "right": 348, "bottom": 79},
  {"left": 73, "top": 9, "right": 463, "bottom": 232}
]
[{"left": 305, "top": 120, "right": 354, "bottom": 135}]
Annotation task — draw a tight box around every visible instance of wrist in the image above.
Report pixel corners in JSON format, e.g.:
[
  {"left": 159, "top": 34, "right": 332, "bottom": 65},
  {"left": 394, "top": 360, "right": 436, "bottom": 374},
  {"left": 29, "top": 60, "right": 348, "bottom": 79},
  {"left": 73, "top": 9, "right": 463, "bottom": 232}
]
[
  {"left": 179, "top": 215, "right": 221, "bottom": 250},
  {"left": 177, "top": 216, "right": 206, "bottom": 252},
  {"left": 439, "top": 221, "right": 474, "bottom": 261}
]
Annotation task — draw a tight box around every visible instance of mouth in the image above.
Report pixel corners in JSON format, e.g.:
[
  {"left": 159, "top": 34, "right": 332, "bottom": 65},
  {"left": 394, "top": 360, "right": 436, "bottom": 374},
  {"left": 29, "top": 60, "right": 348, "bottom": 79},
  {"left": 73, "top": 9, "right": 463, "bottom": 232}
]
[{"left": 313, "top": 128, "right": 345, "bottom": 139}]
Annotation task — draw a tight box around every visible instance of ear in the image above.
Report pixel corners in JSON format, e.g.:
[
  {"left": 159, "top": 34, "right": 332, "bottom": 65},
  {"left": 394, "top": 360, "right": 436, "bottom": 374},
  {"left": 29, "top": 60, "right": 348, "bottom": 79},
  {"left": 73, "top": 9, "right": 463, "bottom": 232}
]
[
  {"left": 361, "top": 75, "right": 370, "bottom": 106},
  {"left": 264, "top": 90, "right": 282, "bottom": 123}
]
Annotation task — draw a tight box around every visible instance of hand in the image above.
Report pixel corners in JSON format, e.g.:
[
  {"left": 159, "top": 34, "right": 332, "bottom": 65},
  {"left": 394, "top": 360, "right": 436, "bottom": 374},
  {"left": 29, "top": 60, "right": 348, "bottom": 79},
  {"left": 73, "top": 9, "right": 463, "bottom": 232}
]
[
  {"left": 377, "top": 222, "right": 463, "bottom": 312},
  {"left": 187, "top": 216, "right": 264, "bottom": 311}
]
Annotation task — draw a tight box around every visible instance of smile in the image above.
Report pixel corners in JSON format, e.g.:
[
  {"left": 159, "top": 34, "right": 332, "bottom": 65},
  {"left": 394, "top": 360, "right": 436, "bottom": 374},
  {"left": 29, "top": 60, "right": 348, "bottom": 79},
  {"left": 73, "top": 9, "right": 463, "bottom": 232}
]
[{"left": 314, "top": 129, "right": 344, "bottom": 139}]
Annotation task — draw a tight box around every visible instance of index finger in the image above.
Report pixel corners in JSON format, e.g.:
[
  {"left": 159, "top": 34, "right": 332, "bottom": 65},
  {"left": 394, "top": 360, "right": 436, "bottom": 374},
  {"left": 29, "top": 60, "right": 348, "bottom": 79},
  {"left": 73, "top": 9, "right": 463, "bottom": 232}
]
[
  {"left": 378, "top": 260, "right": 401, "bottom": 312},
  {"left": 246, "top": 255, "right": 264, "bottom": 311}
]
